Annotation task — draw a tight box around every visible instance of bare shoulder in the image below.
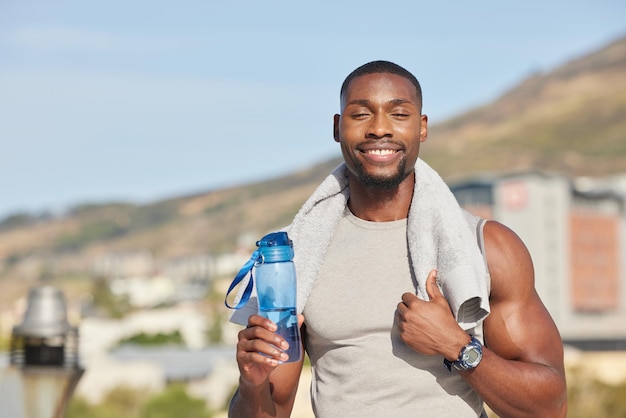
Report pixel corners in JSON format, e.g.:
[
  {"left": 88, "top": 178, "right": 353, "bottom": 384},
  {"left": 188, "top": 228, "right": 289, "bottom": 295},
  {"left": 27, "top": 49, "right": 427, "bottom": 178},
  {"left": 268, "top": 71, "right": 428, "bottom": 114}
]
[
  {"left": 482, "top": 220, "right": 563, "bottom": 367},
  {"left": 483, "top": 220, "right": 535, "bottom": 301}
]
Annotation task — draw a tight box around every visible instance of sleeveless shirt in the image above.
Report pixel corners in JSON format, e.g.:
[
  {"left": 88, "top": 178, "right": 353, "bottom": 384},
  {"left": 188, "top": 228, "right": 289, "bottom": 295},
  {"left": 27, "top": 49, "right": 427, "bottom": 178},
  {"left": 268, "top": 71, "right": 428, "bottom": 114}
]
[{"left": 302, "top": 207, "right": 487, "bottom": 417}]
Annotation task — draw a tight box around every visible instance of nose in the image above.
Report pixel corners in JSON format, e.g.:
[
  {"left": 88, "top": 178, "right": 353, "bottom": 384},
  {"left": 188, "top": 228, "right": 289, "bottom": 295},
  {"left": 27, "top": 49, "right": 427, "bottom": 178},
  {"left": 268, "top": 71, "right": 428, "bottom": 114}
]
[{"left": 366, "top": 113, "right": 392, "bottom": 139}]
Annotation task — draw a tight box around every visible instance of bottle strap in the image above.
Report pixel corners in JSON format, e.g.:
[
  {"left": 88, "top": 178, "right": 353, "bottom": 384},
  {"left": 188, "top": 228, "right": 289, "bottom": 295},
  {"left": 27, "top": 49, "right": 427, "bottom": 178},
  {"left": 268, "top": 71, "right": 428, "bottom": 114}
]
[{"left": 224, "top": 249, "right": 261, "bottom": 309}]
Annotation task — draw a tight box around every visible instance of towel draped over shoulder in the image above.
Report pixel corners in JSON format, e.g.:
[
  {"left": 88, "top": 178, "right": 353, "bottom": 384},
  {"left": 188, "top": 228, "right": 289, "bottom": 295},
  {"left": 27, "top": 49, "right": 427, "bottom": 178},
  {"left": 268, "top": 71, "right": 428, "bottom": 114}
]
[{"left": 231, "top": 158, "right": 490, "bottom": 330}]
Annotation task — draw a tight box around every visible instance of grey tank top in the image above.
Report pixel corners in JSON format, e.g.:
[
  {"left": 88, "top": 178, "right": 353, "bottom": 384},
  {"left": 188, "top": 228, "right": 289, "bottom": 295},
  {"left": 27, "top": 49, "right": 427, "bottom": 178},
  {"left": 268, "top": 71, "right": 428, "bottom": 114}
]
[{"left": 302, "top": 208, "right": 488, "bottom": 417}]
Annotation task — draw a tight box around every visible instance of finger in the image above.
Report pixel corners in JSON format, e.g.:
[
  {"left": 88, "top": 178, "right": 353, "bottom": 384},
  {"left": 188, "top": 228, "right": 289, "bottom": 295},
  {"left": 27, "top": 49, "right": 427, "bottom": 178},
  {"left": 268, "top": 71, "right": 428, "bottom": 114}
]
[
  {"left": 396, "top": 301, "right": 406, "bottom": 316},
  {"left": 240, "top": 320, "right": 288, "bottom": 352},
  {"left": 297, "top": 314, "right": 305, "bottom": 329},
  {"left": 238, "top": 330, "right": 289, "bottom": 360},
  {"left": 238, "top": 341, "right": 289, "bottom": 366},
  {"left": 395, "top": 304, "right": 409, "bottom": 323},
  {"left": 247, "top": 314, "right": 277, "bottom": 331},
  {"left": 395, "top": 302, "right": 409, "bottom": 323},
  {"left": 425, "top": 269, "right": 442, "bottom": 300},
  {"left": 401, "top": 292, "right": 419, "bottom": 306}
]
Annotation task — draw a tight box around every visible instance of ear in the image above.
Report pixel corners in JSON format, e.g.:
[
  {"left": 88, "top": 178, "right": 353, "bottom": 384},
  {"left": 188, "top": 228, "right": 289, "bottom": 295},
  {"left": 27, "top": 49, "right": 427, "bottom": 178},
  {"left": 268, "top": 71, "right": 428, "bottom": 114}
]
[
  {"left": 333, "top": 114, "right": 341, "bottom": 143},
  {"left": 420, "top": 114, "right": 428, "bottom": 142}
]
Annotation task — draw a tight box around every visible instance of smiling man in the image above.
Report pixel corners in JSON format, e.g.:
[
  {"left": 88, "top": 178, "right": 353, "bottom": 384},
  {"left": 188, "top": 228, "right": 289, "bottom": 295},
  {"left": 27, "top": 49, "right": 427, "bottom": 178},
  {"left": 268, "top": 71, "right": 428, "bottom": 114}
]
[
  {"left": 228, "top": 61, "right": 567, "bottom": 418},
  {"left": 335, "top": 69, "right": 426, "bottom": 192}
]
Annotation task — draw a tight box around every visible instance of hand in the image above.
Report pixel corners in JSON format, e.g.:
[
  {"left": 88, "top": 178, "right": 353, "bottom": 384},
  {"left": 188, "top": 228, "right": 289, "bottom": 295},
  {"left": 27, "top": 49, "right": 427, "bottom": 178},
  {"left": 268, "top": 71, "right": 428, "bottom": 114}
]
[
  {"left": 236, "top": 314, "right": 304, "bottom": 387},
  {"left": 396, "top": 270, "right": 469, "bottom": 360}
]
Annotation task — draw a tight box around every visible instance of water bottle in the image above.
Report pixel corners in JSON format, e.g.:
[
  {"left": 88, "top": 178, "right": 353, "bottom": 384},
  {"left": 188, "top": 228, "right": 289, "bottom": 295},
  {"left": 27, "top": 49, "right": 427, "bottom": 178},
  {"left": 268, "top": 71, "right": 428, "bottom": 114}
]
[{"left": 255, "top": 232, "right": 302, "bottom": 363}]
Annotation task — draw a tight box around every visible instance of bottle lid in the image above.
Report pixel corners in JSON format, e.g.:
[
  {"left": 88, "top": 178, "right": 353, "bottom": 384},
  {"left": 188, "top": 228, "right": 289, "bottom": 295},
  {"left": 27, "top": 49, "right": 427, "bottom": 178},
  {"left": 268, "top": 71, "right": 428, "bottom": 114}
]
[{"left": 256, "top": 232, "right": 294, "bottom": 262}]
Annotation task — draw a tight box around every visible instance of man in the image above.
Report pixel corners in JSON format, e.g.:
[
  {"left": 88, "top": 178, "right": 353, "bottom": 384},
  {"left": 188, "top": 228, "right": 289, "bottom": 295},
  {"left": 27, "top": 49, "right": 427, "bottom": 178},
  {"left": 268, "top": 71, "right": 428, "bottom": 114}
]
[{"left": 229, "top": 61, "right": 567, "bottom": 417}]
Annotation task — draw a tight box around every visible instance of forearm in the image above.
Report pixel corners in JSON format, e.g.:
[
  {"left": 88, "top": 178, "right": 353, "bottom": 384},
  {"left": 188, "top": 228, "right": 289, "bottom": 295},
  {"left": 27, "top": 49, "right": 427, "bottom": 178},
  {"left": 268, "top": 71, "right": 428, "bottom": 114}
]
[
  {"left": 228, "top": 379, "right": 287, "bottom": 418},
  {"left": 461, "top": 349, "right": 567, "bottom": 418}
]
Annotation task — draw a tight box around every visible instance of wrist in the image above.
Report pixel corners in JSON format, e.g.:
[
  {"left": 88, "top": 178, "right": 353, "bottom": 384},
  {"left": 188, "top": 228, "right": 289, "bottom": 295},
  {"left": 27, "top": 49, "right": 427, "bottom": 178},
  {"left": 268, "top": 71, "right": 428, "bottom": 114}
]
[
  {"left": 232, "top": 378, "right": 276, "bottom": 418},
  {"left": 238, "top": 375, "right": 270, "bottom": 396},
  {"left": 444, "top": 334, "right": 472, "bottom": 362},
  {"left": 444, "top": 335, "right": 483, "bottom": 372}
]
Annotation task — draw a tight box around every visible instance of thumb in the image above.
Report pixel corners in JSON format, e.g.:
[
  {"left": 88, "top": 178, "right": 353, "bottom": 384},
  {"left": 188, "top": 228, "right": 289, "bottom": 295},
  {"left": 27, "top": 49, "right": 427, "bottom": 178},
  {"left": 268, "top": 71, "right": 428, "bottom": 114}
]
[
  {"left": 425, "top": 269, "right": 442, "bottom": 300},
  {"left": 297, "top": 314, "right": 305, "bottom": 329}
]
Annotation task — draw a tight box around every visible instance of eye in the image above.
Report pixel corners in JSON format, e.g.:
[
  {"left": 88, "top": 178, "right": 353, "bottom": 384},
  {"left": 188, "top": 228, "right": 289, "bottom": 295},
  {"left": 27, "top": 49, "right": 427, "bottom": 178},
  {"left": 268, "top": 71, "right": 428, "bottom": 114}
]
[
  {"left": 351, "top": 112, "right": 370, "bottom": 120},
  {"left": 390, "top": 108, "right": 411, "bottom": 118}
]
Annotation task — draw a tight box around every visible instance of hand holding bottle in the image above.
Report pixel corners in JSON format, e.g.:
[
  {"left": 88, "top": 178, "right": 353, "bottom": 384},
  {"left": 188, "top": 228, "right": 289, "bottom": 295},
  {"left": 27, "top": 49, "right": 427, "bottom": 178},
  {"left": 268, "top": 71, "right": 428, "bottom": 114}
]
[{"left": 235, "top": 313, "right": 305, "bottom": 387}]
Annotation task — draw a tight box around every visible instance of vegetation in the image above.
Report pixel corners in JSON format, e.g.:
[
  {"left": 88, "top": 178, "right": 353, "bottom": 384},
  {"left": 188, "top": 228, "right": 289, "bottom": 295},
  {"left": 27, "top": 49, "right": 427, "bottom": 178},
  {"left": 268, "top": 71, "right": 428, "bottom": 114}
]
[
  {"left": 0, "top": 212, "right": 47, "bottom": 231},
  {"left": 142, "top": 385, "right": 214, "bottom": 418},
  {"left": 66, "top": 385, "right": 215, "bottom": 418},
  {"left": 0, "top": 330, "right": 9, "bottom": 352},
  {"left": 66, "top": 386, "right": 149, "bottom": 418},
  {"left": 117, "top": 331, "right": 184, "bottom": 347},
  {"left": 207, "top": 314, "right": 223, "bottom": 345},
  {"left": 57, "top": 219, "right": 129, "bottom": 251},
  {"left": 91, "top": 277, "right": 132, "bottom": 319},
  {"left": 63, "top": 363, "right": 626, "bottom": 418},
  {"left": 566, "top": 366, "right": 626, "bottom": 417},
  {"left": 54, "top": 201, "right": 180, "bottom": 251}
]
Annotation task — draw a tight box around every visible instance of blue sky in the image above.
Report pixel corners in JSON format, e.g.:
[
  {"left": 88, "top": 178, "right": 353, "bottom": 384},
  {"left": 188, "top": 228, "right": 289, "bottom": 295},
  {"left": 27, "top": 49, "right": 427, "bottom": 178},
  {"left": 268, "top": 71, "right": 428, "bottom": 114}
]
[{"left": 1, "top": 1, "right": 624, "bottom": 219}]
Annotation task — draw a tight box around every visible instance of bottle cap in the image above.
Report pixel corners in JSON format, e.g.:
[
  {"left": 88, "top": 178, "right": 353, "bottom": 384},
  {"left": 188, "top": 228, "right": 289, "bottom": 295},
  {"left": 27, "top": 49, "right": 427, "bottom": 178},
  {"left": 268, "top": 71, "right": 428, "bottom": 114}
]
[{"left": 256, "top": 232, "right": 294, "bottom": 262}]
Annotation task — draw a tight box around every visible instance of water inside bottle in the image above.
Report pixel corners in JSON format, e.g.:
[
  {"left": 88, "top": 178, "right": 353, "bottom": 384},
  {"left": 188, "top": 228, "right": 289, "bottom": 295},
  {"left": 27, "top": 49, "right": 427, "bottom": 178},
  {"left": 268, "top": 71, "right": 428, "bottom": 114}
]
[{"left": 259, "top": 306, "right": 301, "bottom": 363}]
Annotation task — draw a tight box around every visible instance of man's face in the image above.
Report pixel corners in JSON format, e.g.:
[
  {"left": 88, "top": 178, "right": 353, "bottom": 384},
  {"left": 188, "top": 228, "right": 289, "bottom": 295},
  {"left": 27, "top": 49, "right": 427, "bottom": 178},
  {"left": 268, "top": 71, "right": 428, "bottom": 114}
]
[{"left": 334, "top": 73, "right": 428, "bottom": 190}]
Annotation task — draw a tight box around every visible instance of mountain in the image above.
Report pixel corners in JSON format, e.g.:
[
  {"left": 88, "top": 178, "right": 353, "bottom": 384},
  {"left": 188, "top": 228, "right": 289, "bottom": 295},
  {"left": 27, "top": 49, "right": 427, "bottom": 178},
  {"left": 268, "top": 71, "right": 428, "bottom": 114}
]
[
  {"left": 1, "top": 34, "right": 625, "bottom": 289},
  {"left": 421, "top": 35, "right": 626, "bottom": 180}
]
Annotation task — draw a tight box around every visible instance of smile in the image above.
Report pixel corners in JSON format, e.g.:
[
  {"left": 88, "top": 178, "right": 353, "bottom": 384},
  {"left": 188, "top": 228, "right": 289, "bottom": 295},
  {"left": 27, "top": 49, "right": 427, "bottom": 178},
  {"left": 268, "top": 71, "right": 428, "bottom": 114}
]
[{"left": 364, "top": 149, "right": 397, "bottom": 155}]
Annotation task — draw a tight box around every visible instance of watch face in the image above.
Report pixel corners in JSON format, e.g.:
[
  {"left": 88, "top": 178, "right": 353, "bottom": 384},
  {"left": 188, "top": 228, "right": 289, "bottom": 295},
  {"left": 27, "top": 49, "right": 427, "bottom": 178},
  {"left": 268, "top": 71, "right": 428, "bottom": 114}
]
[
  {"left": 464, "top": 348, "right": 480, "bottom": 364},
  {"left": 448, "top": 337, "right": 483, "bottom": 371}
]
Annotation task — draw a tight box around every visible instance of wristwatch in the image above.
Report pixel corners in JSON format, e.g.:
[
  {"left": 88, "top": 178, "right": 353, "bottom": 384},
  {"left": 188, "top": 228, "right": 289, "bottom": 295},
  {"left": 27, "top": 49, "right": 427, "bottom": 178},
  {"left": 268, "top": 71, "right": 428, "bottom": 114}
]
[{"left": 444, "top": 336, "right": 483, "bottom": 372}]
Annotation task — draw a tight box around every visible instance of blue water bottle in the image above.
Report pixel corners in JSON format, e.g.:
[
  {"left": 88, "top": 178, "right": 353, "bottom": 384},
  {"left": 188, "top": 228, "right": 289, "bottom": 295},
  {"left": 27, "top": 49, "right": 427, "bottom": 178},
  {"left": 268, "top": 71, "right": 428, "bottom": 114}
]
[
  {"left": 255, "top": 232, "right": 302, "bottom": 363},
  {"left": 224, "top": 231, "right": 302, "bottom": 363}
]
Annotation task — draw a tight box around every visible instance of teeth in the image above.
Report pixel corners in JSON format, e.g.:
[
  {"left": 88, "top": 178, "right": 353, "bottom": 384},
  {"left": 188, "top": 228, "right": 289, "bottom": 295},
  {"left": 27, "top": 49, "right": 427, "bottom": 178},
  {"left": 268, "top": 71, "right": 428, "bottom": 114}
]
[{"left": 366, "top": 149, "right": 395, "bottom": 155}]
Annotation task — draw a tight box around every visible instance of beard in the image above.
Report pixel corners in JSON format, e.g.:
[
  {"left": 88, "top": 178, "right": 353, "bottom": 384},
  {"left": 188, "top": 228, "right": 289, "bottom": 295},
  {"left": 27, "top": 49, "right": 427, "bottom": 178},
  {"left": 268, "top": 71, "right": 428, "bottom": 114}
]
[{"left": 353, "top": 158, "right": 409, "bottom": 191}]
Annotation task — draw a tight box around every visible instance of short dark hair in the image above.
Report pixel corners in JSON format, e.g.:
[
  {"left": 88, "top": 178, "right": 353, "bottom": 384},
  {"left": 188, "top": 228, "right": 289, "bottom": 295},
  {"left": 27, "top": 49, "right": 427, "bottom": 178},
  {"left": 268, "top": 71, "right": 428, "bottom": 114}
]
[{"left": 340, "top": 60, "right": 423, "bottom": 103}]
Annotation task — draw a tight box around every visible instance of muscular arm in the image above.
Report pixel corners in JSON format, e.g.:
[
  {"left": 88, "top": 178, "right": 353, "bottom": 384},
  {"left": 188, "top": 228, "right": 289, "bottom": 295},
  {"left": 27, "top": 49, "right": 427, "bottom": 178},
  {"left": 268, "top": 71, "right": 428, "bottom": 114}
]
[
  {"left": 397, "top": 221, "right": 566, "bottom": 417},
  {"left": 461, "top": 220, "right": 567, "bottom": 417},
  {"left": 228, "top": 315, "right": 305, "bottom": 418}
]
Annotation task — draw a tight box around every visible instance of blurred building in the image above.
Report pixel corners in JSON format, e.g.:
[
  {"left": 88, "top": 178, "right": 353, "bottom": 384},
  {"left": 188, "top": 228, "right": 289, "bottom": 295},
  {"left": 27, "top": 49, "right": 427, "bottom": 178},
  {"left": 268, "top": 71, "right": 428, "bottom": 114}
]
[
  {"left": 451, "top": 170, "right": 626, "bottom": 350},
  {"left": 91, "top": 251, "right": 249, "bottom": 308}
]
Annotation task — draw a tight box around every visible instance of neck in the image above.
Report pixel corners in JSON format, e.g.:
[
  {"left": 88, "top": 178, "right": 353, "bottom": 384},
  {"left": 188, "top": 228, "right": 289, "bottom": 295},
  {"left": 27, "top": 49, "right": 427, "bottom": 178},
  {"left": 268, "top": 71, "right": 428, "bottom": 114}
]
[{"left": 347, "top": 172, "right": 415, "bottom": 222}]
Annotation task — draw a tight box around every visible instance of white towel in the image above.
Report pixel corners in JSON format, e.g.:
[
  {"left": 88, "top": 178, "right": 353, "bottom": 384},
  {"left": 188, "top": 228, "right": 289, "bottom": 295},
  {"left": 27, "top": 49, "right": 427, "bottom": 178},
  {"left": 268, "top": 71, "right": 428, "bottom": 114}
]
[{"left": 231, "top": 158, "right": 490, "bottom": 330}]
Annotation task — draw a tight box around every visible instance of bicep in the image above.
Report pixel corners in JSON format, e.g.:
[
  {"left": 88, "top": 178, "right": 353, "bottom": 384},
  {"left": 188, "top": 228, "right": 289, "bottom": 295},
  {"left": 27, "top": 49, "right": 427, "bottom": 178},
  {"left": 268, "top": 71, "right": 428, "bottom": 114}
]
[{"left": 482, "top": 221, "right": 564, "bottom": 371}]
